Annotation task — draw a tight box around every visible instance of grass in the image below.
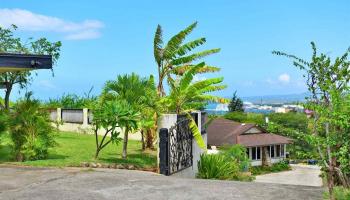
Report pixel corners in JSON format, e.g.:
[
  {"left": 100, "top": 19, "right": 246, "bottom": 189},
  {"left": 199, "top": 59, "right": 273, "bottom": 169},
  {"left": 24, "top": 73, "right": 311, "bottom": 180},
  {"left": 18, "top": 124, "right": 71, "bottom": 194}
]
[
  {"left": 323, "top": 186, "right": 350, "bottom": 200},
  {"left": 251, "top": 161, "right": 291, "bottom": 176},
  {"left": 0, "top": 131, "right": 157, "bottom": 169}
]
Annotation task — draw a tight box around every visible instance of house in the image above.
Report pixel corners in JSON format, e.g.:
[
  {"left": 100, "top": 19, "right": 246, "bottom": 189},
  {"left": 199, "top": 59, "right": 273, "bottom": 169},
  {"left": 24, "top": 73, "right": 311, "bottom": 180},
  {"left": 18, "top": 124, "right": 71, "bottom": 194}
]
[{"left": 207, "top": 118, "right": 292, "bottom": 166}]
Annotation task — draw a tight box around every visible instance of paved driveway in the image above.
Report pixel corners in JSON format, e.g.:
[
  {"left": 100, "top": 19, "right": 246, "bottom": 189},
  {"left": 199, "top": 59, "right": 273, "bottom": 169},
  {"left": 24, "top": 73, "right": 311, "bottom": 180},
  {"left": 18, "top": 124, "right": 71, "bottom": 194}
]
[
  {"left": 0, "top": 165, "right": 323, "bottom": 200},
  {"left": 255, "top": 164, "right": 323, "bottom": 187}
]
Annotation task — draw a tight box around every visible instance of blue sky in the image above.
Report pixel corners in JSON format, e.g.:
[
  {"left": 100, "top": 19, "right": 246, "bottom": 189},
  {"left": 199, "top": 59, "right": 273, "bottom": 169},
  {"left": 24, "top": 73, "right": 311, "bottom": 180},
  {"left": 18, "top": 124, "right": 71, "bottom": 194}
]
[{"left": 1, "top": 0, "right": 350, "bottom": 100}]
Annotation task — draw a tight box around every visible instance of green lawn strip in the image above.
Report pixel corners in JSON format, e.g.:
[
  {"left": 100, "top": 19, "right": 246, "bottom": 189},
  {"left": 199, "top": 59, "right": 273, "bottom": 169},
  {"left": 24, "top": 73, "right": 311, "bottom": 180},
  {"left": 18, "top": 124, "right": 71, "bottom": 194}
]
[
  {"left": 0, "top": 132, "right": 156, "bottom": 169},
  {"left": 250, "top": 162, "right": 291, "bottom": 176}
]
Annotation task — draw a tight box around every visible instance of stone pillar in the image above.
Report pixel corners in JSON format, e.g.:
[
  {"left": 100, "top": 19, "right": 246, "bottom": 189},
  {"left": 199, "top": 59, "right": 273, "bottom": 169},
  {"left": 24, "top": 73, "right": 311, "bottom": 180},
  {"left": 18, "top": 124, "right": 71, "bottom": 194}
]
[
  {"left": 83, "top": 108, "right": 89, "bottom": 127},
  {"left": 57, "top": 108, "right": 62, "bottom": 122}
]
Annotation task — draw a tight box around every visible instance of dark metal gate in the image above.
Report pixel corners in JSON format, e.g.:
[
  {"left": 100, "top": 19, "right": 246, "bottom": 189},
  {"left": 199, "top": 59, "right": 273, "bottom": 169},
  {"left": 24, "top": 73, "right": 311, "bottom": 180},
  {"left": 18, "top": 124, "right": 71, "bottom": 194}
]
[{"left": 159, "top": 115, "right": 194, "bottom": 175}]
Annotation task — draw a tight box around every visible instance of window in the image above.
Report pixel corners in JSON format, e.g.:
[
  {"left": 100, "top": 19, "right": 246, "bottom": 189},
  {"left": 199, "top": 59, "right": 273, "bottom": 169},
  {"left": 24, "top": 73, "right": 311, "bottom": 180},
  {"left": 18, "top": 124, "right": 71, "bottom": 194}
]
[
  {"left": 276, "top": 145, "right": 281, "bottom": 157},
  {"left": 246, "top": 148, "right": 250, "bottom": 158},
  {"left": 250, "top": 147, "right": 261, "bottom": 160},
  {"left": 252, "top": 147, "right": 257, "bottom": 160},
  {"left": 281, "top": 145, "right": 285, "bottom": 157},
  {"left": 257, "top": 147, "right": 261, "bottom": 160},
  {"left": 270, "top": 145, "right": 275, "bottom": 158}
]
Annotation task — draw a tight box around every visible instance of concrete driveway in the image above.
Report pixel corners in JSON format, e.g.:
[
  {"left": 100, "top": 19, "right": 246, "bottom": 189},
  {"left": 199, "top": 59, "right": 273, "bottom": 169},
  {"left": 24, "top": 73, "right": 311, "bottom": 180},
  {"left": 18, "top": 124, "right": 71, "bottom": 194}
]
[
  {"left": 255, "top": 164, "right": 323, "bottom": 187},
  {"left": 0, "top": 165, "right": 323, "bottom": 200}
]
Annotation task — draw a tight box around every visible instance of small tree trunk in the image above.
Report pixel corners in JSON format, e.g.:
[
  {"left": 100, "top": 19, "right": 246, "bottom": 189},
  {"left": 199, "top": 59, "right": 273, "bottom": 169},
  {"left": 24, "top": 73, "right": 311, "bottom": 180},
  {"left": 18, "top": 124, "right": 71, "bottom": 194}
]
[
  {"left": 95, "top": 148, "right": 100, "bottom": 159},
  {"left": 335, "top": 167, "right": 350, "bottom": 188},
  {"left": 4, "top": 83, "right": 12, "bottom": 110},
  {"left": 122, "top": 127, "right": 129, "bottom": 159},
  {"left": 16, "top": 153, "right": 24, "bottom": 162},
  {"left": 327, "top": 166, "right": 335, "bottom": 200},
  {"left": 141, "top": 129, "right": 145, "bottom": 150},
  {"left": 146, "top": 129, "right": 154, "bottom": 149},
  {"left": 262, "top": 146, "right": 268, "bottom": 167},
  {"left": 157, "top": 76, "right": 165, "bottom": 97}
]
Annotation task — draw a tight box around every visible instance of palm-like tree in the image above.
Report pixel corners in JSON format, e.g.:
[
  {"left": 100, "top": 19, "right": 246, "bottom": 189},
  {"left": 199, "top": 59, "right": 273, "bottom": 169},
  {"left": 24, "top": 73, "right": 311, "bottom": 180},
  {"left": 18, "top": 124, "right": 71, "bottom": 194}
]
[
  {"left": 102, "top": 73, "right": 159, "bottom": 158},
  {"left": 154, "top": 22, "right": 221, "bottom": 97},
  {"left": 138, "top": 75, "right": 162, "bottom": 149},
  {"left": 92, "top": 99, "right": 139, "bottom": 159},
  {"left": 164, "top": 62, "right": 228, "bottom": 149}
]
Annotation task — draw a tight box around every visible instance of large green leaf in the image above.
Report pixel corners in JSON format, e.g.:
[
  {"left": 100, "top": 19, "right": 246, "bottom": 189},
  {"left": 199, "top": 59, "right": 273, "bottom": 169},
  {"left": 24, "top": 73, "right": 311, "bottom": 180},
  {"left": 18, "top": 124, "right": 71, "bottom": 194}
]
[
  {"left": 175, "top": 38, "right": 206, "bottom": 57},
  {"left": 187, "top": 113, "right": 206, "bottom": 150},
  {"left": 170, "top": 48, "right": 220, "bottom": 66},
  {"left": 189, "top": 77, "right": 224, "bottom": 91},
  {"left": 154, "top": 25, "right": 163, "bottom": 67},
  {"left": 163, "top": 22, "right": 198, "bottom": 59},
  {"left": 172, "top": 65, "right": 220, "bottom": 75},
  {"left": 179, "top": 62, "right": 205, "bottom": 91},
  {"left": 198, "top": 85, "right": 227, "bottom": 94}
]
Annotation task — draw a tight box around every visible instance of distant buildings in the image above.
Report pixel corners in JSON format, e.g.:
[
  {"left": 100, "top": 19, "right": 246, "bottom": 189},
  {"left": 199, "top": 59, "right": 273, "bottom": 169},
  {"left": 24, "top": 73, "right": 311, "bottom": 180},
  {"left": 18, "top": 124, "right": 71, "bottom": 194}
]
[{"left": 205, "top": 102, "right": 305, "bottom": 115}]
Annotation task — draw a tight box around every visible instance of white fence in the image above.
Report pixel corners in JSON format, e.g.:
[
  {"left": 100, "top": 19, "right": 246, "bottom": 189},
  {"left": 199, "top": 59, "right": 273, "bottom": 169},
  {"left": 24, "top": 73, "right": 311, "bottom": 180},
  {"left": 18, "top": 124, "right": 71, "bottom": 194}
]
[{"left": 49, "top": 108, "right": 141, "bottom": 140}]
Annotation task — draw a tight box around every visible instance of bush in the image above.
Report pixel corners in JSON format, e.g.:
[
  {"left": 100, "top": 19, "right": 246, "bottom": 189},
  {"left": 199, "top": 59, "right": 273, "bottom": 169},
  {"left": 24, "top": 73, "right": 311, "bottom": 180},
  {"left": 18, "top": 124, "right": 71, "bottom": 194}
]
[
  {"left": 251, "top": 161, "right": 291, "bottom": 175},
  {"left": 197, "top": 154, "right": 239, "bottom": 180},
  {"left": 0, "top": 110, "right": 8, "bottom": 141},
  {"left": 9, "top": 94, "right": 56, "bottom": 161},
  {"left": 323, "top": 186, "right": 350, "bottom": 200},
  {"left": 197, "top": 153, "right": 254, "bottom": 181},
  {"left": 224, "top": 112, "right": 265, "bottom": 125},
  {"left": 220, "top": 145, "right": 250, "bottom": 171}
]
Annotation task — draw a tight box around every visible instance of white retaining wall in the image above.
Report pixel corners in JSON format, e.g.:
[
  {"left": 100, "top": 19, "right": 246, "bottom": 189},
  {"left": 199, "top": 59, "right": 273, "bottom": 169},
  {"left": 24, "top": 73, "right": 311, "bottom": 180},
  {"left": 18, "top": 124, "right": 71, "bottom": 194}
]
[{"left": 50, "top": 108, "right": 141, "bottom": 140}]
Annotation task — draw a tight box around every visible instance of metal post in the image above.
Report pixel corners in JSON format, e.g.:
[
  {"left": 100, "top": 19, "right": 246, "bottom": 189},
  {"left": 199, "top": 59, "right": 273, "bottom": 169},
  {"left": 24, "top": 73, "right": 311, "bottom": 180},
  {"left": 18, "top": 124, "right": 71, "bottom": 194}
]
[{"left": 159, "top": 128, "right": 169, "bottom": 175}]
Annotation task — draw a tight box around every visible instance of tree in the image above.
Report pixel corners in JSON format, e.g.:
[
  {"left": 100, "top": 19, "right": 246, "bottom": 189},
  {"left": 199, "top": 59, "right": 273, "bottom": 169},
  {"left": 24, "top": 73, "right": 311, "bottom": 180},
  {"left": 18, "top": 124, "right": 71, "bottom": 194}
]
[
  {"left": 164, "top": 62, "right": 227, "bottom": 149},
  {"left": 228, "top": 91, "right": 244, "bottom": 112},
  {"left": 0, "top": 25, "right": 61, "bottom": 109},
  {"left": 44, "top": 87, "right": 97, "bottom": 109},
  {"left": 273, "top": 42, "right": 350, "bottom": 199},
  {"left": 102, "top": 73, "right": 150, "bottom": 158},
  {"left": 0, "top": 110, "right": 8, "bottom": 143},
  {"left": 224, "top": 112, "right": 265, "bottom": 125},
  {"left": 92, "top": 100, "right": 138, "bottom": 159},
  {"left": 9, "top": 92, "right": 56, "bottom": 161},
  {"left": 138, "top": 75, "right": 162, "bottom": 150},
  {"left": 267, "top": 112, "right": 316, "bottom": 159},
  {"left": 153, "top": 22, "right": 220, "bottom": 97}
]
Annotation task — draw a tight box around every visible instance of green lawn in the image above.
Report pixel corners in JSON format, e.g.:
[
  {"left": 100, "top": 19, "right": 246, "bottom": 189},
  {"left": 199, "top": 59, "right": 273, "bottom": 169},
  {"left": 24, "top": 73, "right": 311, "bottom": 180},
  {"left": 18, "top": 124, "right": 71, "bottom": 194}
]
[{"left": 0, "top": 132, "right": 157, "bottom": 169}]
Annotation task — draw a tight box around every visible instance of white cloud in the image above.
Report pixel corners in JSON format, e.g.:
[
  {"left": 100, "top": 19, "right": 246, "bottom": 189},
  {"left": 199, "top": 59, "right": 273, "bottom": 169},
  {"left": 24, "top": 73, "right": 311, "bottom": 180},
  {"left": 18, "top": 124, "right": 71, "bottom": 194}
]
[
  {"left": 278, "top": 73, "right": 290, "bottom": 83},
  {"left": 65, "top": 30, "right": 101, "bottom": 40},
  {"left": 0, "top": 8, "right": 104, "bottom": 40},
  {"left": 37, "top": 80, "right": 57, "bottom": 90}
]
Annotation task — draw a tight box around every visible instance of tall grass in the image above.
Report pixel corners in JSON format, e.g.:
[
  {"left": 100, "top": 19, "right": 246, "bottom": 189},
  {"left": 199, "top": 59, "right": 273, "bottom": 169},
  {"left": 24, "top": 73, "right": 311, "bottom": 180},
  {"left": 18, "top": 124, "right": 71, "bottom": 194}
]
[{"left": 197, "top": 154, "right": 239, "bottom": 180}]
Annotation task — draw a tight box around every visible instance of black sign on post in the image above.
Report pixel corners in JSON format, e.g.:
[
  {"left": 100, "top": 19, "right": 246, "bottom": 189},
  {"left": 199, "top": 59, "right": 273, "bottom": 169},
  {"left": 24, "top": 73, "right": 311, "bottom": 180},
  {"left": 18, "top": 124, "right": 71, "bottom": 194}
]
[{"left": 0, "top": 53, "right": 52, "bottom": 73}]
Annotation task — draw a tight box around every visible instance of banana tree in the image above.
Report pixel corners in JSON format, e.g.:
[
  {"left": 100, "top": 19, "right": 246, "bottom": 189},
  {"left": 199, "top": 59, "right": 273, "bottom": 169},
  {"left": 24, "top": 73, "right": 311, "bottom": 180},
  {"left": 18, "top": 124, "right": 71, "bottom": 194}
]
[
  {"left": 138, "top": 75, "right": 162, "bottom": 150},
  {"left": 164, "top": 62, "right": 228, "bottom": 149},
  {"left": 154, "top": 22, "right": 221, "bottom": 97}
]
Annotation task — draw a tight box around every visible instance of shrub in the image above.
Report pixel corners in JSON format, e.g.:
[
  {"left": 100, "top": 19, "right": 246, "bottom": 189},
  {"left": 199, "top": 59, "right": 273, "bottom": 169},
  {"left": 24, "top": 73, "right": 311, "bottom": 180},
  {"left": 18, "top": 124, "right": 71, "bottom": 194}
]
[
  {"left": 224, "top": 112, "right": 265, "bottom": 125},
  {"left": 220, "top": 145, "right": 250, "bottom": 171},
  {"left": 197, "top": 154, "right": 239, "bottom": 180},
  {"left": 323, "top": 186, "right": 350, "bottom": 200},
  {"left": 197, "top": 153, "right": 254, "bottom": 181},
  {"left": 0, "top": 110, "right": 8, "bottom": 141},
  {"left": 251, "top": 161, "right": 291, "bottom": 175},
  {"left": 9, "top": 93, "right": 56, "bottom": 161}
]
